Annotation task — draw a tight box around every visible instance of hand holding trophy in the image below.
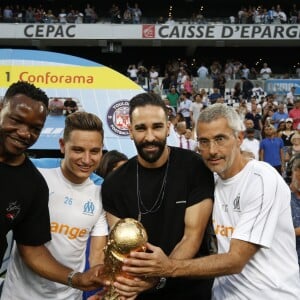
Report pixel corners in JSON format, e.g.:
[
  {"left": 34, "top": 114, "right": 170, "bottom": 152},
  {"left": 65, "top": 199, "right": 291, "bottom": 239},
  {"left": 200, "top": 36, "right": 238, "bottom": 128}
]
[{"left": 102, "top": 218, "right": 148, "bottom": 300}]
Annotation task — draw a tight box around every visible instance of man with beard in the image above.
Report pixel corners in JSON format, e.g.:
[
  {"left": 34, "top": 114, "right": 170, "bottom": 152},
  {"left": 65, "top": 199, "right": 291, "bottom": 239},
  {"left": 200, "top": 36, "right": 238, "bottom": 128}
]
[{"left": 101, "top": 92, "right": 214, "bottom": 299}]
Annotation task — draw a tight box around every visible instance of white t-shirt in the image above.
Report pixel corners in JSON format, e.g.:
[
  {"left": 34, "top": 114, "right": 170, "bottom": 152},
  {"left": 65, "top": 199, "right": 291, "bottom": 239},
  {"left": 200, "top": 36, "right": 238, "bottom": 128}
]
[
  {"left": 240, "top": 138, "right": 260, "bottom": 160},
  {"left": 2, "top": 159, "right": 108, "bottom": 300},
  {"left": 212, "top": 160, "right": 300, "bottom": 299}
]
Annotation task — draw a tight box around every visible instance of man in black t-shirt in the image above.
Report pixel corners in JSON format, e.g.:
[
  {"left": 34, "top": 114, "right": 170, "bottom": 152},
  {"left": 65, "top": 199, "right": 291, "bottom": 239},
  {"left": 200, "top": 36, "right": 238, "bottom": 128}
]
[{"left": 102, "top": 92, "right": 215, "bottom": 299}]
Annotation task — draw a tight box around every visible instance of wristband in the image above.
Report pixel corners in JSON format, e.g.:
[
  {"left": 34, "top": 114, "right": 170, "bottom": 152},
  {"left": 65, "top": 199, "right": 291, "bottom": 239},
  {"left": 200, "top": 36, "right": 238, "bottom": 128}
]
[{"left": 67, "top": 270, "right": 80, "bottom": 288}]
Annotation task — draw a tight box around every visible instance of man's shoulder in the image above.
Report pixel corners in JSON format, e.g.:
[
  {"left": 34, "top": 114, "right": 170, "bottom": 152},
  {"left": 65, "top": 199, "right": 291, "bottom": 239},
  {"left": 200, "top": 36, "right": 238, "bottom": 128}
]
[{"left": 31, "top": 158, "right": 61, "bottom": 169}]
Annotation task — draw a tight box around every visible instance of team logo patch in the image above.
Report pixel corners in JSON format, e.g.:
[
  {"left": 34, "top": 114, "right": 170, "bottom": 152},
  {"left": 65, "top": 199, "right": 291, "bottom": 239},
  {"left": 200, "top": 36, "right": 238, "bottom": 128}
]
[
  {"left": 83, "top": 200, "right": 95, "bottom": 216},
  {"left": 107, "top": 100, "right": 130, "bottom": 136},
  {"left": 142, "top": 25, "right": 155, "bottom": 38}
]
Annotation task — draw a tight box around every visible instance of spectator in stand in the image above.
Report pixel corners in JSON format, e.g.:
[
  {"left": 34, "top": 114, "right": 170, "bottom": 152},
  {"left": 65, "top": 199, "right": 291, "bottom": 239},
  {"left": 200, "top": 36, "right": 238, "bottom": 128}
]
[
  {"left": 64, "top": 98, "right": 78, "bottom": 116},
  {"left": 289, "top": 4, "right": 299, "bottom": 24},
  {"left": 161, "top": 73, "right": 172, "bottom": 96},
  {"left": 183, "top": 74, "right": 193, "bottom": 96},
  {"left": 260, "top": 62, "right": 272, "bottom": 80},
  {"left": 276, "top": 7, "right": 287, "bottom": 23},
  {"left": 208, "top": 87, "right": 222, "bottom": 105},
  {"left": 190, "top": 93, "right": 204, "bottom": 134},
  {"left": 240, "top": 64, "right": 250, "bottom": 79},
  {"left": 127, "top": 64, "right": 138, "bottom": 82},
  {"left": 74, "top": 10, "right": 84, "bottom": 24},
  {"left": 123, "top": 6, "right": 132, "bottom": 24},
  {"left": 224, "top": 60, "right": 234, "bottom": 80},
  {"left": 248, "top": 67, "right": 258, "bottom": 80},
  {"left": 130, "top": 3, "right": 142, "bottom": 24},
  {"left": 184, "top": 129, "right": 198, "bottom": 151},
  {"left": 271, "top": 103, "right": 288, "bottom": 128},
  {"left": 232, "top": 81, "right": 242, "bottom": 101},
  {"left": 149, "top": 66, "right": 159, "bottom": 89},
  {"left": 197, "top": 63, "right": 209, "bottom": 79},
  {"left": 244, "top": 119, "right": 262, "bottom": 140},
  {"left": 48, "top": 98, "right": 64, "bottom": 116},
  {"left": 66, "top": 10, "right": 76, "bottom": 23},
  {"left": 109, "top": 4, "right": 121, "bottom": 23},
  {"left": 58, "top": 8, "right": 67, "bottom": 23},
  {"left": 84, "top": 3, "right": 94, "bottom": 23},
  {"left": 241, "top": 127, "right": 260, "bottom": 160},
  {"left": 286, "top": 86, "right": 297, "bottom": 112},
  {"left": 25, "top": 6, "right": 35, "bottom": 23},
  {"left": 289, "top": 98, "right": 300, "bottom": 130},
  {"left": 177, "top": 92, "right": 192, "bottom": 129},
  {"left": 199, "top": 88, "right": 209, "bottom": 107},
  {"left": 245, "top": 102, "right": 263, "bottom": 131},
  {"left": 209, "top": 60, "right": 221, "bottom": 80},
  {"left": 97, "top": 150, "right": 128, "bottom": 178},
  {"left": 241, "top": 76, "right": 254, "bottom": 101},
  {"left": 136, "top": 65, "right": 148, "bottom": 88},
  {"left": 213, "top": 73, "right": 226, "bottom": 98},
  {"left": 252, "top": 83, "right": 264, "bottom": 98},
  {"left": 166, "top": 85, "right": 180, "bottom": 111},
  {"left": 278, "top": 118, "right": 295, "bottom": 152},
  {"left": 260, "top": 124, "right": 285, "bottom": 175}
]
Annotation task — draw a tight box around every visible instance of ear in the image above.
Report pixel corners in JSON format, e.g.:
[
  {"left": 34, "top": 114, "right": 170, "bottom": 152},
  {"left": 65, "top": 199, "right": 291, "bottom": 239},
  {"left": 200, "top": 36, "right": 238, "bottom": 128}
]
[
  {"left": 59, "top": 138, "right": 66, "bottom": 154},
  {"left": 237, "top": 131, "right": 244, "bottom": 146}
]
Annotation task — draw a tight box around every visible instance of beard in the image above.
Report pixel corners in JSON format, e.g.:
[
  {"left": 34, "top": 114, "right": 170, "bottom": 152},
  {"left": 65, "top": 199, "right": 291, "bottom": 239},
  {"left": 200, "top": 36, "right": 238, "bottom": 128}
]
[{"left": 135, "top": 139, "right": 166, "bottom": 163}]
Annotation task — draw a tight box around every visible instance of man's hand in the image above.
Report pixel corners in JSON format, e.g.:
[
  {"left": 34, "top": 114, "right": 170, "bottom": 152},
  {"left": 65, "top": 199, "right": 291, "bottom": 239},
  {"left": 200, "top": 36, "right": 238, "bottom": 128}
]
[
  {"left": 121, "top": 243, "right": 173, "bottom": 278},
  {"left": 113, "top": 273, "right": 159, "bottom": 298},
  {"left": 73, "top": 265, "right": 110, "bottom": 291}
]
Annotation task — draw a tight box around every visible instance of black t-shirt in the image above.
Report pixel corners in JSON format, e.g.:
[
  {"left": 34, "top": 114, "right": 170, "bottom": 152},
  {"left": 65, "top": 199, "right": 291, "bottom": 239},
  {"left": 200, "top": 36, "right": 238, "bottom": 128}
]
[
  {"left": 102, "top": 147, "right": 214, "bottom": 299},
  {"left": 0, "top": 157, "right": 51, "bottom": 266}
]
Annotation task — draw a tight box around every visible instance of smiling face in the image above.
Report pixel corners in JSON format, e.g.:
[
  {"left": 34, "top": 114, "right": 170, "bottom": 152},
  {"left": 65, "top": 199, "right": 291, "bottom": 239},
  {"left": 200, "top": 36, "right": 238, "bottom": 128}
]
[
  {"left": 0, "top": 94, "right": 47, "bottom": 163},
  {"left": 59, "top": 130, "right": 103, "bottom": 184},
  {"left": 128, "top": 104, "right": 170, "bottom": 167},
  {"left": 197, "top": 117, "right": 244, "bottom": 179}
]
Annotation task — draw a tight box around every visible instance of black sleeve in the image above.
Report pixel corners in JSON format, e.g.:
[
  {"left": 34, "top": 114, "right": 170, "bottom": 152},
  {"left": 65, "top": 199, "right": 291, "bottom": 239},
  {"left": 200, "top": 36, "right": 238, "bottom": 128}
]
[{"left": 14, "top": 167, "right": 51, "bottom": 246}]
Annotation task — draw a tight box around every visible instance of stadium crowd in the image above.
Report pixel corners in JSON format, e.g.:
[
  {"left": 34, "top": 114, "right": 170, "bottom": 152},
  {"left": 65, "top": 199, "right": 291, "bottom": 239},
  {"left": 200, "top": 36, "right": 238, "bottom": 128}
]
[{"left": 0, "top": 2, "right": 299, "bottom": 24}]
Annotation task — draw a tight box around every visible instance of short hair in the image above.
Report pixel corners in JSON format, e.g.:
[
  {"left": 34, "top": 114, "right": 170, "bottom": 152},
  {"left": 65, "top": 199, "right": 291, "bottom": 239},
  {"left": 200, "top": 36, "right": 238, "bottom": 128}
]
[
  {"left": 97, "top": 150, "right": 128, "bottom": 178},
  {"left": 198, "top": 103, "right": 245, "bottom": 133},
  {"left": 3, "top": 81, "right": 49, "bottom": 107},
  {"left": 129, "top": 92, "right": 168, "bottom": 121},
  {"left": 63, "top": 111, "right": 104, "bottom": 142}
]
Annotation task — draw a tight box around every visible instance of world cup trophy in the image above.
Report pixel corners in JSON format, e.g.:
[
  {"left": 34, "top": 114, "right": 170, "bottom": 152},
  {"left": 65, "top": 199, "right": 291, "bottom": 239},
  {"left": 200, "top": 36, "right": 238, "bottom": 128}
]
[{"left": 102, "top": 218, "right": 148, "bottom": 300}]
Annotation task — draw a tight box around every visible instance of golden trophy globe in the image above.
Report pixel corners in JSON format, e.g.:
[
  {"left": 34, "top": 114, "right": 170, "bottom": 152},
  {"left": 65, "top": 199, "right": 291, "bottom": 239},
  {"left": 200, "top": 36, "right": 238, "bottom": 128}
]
[{"left": 102, "top": 218, "right": 148, "bottom": 300}]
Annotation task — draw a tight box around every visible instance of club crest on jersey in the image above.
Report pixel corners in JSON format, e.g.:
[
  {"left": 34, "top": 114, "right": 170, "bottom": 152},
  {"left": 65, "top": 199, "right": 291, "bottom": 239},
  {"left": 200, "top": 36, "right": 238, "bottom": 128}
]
[
  {"left": 83, "top": 200, "right": 95, "bottom": 216},
  {"left": 233, "top": 193, "right": 241, "bottom": 212}
]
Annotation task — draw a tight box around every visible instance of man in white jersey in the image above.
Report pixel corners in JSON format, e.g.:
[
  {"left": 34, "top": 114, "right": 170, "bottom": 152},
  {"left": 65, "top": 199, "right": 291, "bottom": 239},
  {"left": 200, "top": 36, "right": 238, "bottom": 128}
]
[
  {"left": 121, "top": 103, "right": 300, "bottom": 299},
  {"left": 2, "top": 112, "right": 108, "bottom": 300}
]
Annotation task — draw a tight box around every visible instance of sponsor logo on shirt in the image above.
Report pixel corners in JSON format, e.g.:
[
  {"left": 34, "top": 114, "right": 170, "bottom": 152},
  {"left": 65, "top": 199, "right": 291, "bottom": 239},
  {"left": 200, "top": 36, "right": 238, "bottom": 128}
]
[
  {"left": 213, "top": 219, "right": 235, "bottom": 237},
  {"left": 5, "top": 201, "right": 20, "bottom": 222}
]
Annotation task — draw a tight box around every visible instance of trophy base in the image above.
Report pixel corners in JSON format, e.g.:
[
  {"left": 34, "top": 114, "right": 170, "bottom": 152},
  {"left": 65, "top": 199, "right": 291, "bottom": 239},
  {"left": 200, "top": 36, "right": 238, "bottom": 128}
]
[{"left": 103, "top": 286, "right": 120, "bottom": 300}]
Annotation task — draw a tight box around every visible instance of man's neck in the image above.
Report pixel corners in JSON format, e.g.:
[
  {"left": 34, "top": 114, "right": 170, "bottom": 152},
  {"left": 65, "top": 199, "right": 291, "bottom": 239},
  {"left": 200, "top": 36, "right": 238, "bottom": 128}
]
[{"left": 0, "top": 152, "right": 26, "bottom": 166}]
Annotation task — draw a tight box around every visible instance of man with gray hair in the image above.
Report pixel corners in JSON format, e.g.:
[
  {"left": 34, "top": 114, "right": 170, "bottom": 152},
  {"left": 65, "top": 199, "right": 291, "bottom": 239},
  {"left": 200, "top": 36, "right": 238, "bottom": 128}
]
[{"left": 121, "top": 103, "right": 300, "bottom": 299}]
